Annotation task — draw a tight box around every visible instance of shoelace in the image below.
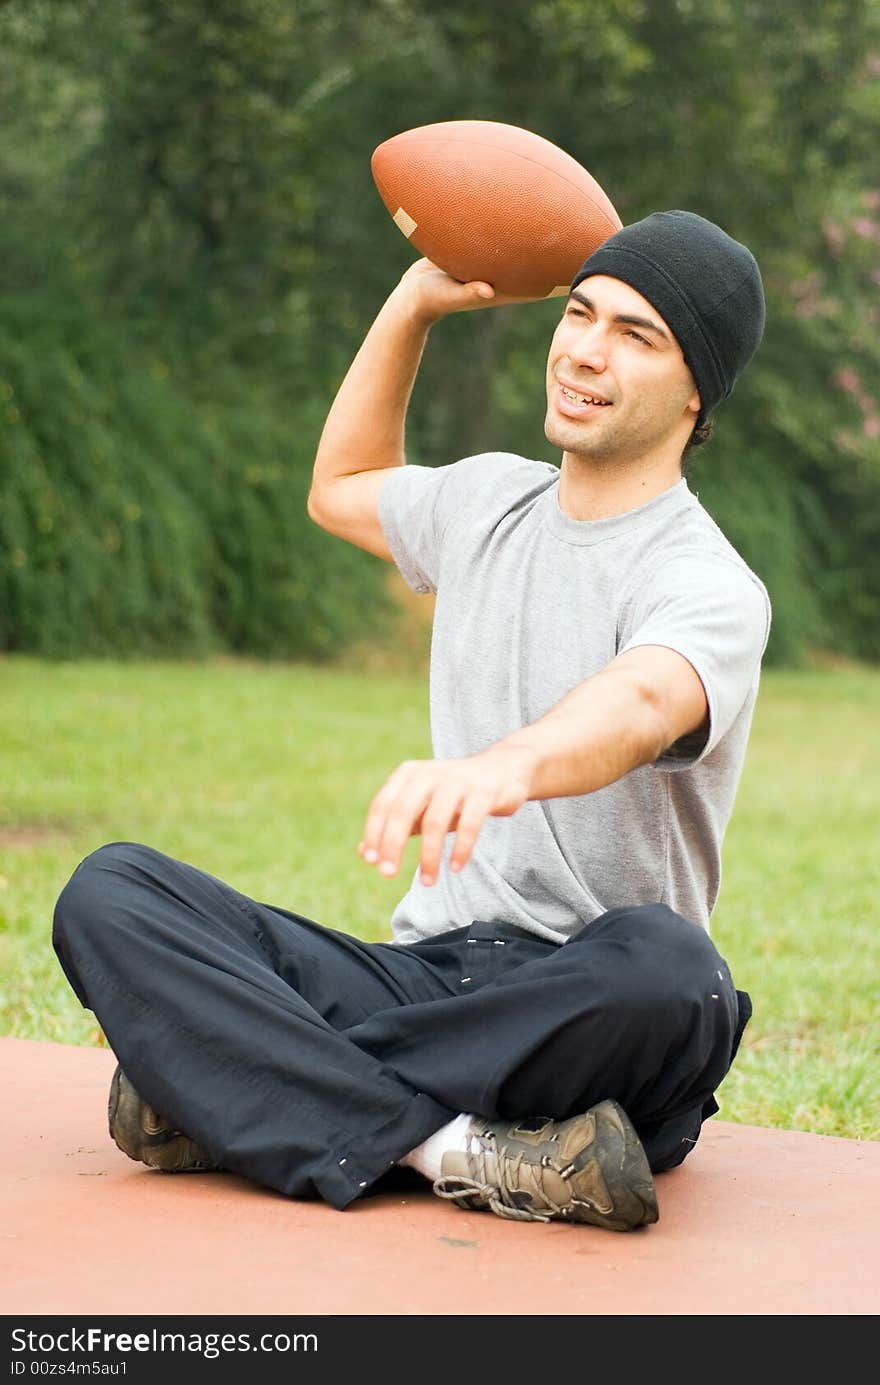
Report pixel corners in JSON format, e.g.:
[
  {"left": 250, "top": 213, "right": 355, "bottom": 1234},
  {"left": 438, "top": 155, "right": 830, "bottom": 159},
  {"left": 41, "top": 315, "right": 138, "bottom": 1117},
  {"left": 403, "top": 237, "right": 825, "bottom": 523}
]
[
  {"left": 433, "top": 1175, "right": 554, "bottom": 1221},
  {"left": 433, "top": 1132, "right": 570, "bottom": 1223}
]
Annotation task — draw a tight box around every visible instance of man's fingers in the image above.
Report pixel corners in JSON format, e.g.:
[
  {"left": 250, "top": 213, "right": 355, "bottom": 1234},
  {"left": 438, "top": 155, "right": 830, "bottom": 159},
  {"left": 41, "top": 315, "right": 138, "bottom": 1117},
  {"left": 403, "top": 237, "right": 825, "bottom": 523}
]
[
  {"left": 368, "top": 773, "right": 441, "bottom": 877},
  {"left": 417, "top": 784, "right": 468, "bottom": 885},
  {"left": 360, "top": 762, "right": 420, "bottom": 865},
  {"left": 449, "top": 791, "right": 493, "bottom": 873},
  {"left": 359, "top": 756, "right": 520, "bottom": 884}
]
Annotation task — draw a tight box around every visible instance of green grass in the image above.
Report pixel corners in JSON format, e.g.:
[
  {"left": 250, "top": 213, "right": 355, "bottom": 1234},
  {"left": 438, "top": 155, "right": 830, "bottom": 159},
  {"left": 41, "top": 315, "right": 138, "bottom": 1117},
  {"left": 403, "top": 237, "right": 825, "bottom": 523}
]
[{"left": 1, "top": 655, "right": 877, "bottom": 1141}]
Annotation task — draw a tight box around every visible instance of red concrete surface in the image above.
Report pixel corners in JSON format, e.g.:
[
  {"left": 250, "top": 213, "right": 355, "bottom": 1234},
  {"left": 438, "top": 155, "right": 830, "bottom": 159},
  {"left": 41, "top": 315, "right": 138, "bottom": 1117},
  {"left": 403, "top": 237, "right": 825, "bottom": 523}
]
[{"left": 2, "top": 1036, "right": 878, "bottom": 1316}]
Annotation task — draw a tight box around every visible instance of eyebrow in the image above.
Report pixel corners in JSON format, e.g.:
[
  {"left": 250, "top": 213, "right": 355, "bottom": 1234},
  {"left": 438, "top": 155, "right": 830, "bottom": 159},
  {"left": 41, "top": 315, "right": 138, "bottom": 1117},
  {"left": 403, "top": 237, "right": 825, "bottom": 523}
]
[{"left": 567, "top": 289, "right": 670, "bottom": 343}]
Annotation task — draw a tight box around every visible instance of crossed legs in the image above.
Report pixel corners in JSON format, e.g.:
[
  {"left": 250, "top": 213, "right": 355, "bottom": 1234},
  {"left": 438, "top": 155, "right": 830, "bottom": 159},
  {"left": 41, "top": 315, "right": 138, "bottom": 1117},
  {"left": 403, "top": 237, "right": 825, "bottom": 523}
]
[{"left": 53, "top": 842, "right": 747, "bottom": 1210}]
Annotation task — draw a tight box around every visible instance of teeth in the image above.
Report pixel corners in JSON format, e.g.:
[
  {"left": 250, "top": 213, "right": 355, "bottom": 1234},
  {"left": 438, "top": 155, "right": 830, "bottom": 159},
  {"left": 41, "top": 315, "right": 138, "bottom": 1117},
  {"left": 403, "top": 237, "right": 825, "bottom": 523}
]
[{"left": 560, "top": 385, "right": 608, "bottom": 406}]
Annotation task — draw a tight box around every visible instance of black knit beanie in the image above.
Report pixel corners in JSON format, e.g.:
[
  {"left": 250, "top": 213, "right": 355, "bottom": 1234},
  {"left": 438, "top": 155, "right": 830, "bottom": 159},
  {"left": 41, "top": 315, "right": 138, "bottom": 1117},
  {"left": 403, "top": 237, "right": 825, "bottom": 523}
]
[{"left": 570, "top": 210, "right": 765, "bottom": 426}]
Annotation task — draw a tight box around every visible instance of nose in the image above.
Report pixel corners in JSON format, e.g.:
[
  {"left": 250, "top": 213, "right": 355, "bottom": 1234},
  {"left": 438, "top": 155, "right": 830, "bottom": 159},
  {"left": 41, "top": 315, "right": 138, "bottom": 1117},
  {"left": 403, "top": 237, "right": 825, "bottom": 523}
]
[{"left": 568, "top": 319, "right": 608, "bottom": 373}]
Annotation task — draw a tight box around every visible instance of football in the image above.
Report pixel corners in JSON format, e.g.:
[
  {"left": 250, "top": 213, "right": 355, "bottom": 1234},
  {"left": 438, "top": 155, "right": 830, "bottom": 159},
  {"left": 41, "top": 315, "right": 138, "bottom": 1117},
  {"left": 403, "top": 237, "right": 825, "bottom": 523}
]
[{"left": 371, "top": 120, "right": 622, "bottom": 299}]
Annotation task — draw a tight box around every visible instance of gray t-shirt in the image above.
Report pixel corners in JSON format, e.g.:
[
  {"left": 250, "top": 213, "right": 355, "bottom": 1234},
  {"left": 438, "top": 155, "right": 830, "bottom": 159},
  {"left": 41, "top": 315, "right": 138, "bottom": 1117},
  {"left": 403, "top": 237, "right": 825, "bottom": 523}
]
[{"left": 378, "top": 453, "right": 771, "bottom": 943}]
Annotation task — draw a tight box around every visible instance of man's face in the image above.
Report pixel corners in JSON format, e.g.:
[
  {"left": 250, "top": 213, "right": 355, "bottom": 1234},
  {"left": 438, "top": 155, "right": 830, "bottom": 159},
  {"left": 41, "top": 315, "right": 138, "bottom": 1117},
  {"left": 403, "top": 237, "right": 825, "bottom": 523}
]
[{"left": 544, "top": 275, "right": 700, "bottom": 464}]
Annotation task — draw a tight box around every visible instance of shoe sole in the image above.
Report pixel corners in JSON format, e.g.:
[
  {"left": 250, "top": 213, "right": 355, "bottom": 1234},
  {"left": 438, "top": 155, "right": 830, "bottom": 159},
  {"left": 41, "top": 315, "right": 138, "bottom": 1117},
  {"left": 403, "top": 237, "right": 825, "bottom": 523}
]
[{"left": 573, "top": 1099, "right": 659, "bottom": 1231}]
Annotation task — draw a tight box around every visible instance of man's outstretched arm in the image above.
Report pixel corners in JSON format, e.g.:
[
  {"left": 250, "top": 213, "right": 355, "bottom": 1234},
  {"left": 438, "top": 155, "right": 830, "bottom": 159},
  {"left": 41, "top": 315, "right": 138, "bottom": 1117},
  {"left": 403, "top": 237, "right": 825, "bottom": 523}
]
[{"left": 359, "top": 644, "right": 708, "bottom": 886}]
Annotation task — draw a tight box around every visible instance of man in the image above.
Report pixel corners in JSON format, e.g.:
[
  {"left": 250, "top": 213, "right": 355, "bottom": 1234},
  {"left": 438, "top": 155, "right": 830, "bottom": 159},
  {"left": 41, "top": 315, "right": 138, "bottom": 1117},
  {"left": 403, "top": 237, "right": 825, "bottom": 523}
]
[{"left": 53, "top": 210, "right": 770, "bottom": 1233}]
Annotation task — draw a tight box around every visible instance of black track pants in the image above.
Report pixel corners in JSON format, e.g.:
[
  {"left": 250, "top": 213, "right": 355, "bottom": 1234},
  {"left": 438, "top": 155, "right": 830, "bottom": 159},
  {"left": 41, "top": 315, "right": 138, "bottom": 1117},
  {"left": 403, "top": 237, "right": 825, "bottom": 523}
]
[{"left": 53, "top": 842, "right": 751, "bottom": 1209}]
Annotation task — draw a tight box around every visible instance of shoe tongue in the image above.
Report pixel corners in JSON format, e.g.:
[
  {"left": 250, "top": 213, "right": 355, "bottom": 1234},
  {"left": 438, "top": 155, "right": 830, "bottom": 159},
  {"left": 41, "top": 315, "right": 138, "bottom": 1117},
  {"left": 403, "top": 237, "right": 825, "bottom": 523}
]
[
  {"left": 439, "top": 1150, "right": 475, "bottom": 1179},
  {"left": 440, "top": 1147, "right": 505, "bottom": 1187}
]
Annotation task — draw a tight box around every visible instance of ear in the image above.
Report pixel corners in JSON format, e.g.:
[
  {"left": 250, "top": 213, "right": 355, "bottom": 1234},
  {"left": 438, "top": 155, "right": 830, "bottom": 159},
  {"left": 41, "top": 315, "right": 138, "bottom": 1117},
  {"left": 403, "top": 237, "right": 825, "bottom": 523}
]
[{"left": 687, "top": 388, "right": 701, "bottom": 417}]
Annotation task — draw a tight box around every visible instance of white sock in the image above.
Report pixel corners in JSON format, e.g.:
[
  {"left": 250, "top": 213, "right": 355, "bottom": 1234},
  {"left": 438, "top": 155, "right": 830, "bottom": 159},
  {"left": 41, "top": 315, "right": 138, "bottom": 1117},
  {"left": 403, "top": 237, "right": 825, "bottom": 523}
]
[{"left": 398, "top": 1112, "right": 474, "bottom": 1182}]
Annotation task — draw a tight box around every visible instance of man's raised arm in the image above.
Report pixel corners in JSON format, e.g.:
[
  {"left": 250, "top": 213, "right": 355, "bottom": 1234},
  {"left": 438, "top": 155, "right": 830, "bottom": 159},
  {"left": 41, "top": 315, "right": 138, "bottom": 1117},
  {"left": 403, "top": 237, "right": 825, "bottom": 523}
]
[{"left": 307, "top": 260, "right": 503, "bottom": 559}]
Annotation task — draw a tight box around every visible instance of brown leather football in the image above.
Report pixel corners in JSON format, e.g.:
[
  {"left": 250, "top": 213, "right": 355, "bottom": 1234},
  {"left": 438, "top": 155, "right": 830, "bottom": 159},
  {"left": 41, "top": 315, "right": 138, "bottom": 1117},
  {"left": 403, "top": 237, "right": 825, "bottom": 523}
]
[{"left": 371, "top": 120, "right": 623, "bottom": 299}]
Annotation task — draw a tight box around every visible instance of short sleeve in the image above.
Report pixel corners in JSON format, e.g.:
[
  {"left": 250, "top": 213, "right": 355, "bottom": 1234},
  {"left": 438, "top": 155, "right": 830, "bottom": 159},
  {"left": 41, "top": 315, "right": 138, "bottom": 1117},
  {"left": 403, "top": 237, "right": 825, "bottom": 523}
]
[
  {"left": 378, "top": 453, "right": 530, "bottom": 594},
  {"left": 618, "top": 551, "right": 771, "bottom": 767},
  {"left": 377, "top": 465, "right": 449, "bottom": 594}
]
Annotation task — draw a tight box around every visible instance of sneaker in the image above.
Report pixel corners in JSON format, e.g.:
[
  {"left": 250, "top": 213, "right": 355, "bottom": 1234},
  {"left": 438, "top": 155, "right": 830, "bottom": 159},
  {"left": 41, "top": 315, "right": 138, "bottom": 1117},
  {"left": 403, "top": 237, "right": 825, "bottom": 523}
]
[
  {"left": 433, "top": 1099, "right": 658, "bottom": 1231},
  {"left": 108, "top": 1064, "right": 221, "bottom": 1173}
]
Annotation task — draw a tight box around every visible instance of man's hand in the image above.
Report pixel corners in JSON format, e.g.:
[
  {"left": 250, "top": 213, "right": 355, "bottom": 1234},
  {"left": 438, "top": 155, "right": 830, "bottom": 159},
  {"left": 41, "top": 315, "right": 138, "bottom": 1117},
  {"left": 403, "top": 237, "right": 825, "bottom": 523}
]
[
  {"left": 358, "top": 745, "right": 539, "bottom": 887},
  {"left": 395, "top": 257, "right": 548, "bottom": 327}
]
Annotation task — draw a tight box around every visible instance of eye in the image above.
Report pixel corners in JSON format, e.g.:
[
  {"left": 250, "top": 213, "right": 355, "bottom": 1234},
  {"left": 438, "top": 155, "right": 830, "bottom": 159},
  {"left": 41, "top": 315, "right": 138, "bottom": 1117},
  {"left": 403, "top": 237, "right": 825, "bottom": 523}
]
[{"left": 626, "top": 329, "right": 651, "bottom": 346}]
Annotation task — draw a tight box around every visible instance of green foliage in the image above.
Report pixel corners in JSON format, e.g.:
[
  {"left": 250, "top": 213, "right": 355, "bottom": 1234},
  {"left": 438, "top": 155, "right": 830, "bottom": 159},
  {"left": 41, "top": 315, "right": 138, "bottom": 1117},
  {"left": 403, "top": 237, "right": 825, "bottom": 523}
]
[
  {"left": 0, "top": 237, "right": 386, "bottom": 657},
  {"left": 0, "top": 0, "right": 878, "bottom": 661}
]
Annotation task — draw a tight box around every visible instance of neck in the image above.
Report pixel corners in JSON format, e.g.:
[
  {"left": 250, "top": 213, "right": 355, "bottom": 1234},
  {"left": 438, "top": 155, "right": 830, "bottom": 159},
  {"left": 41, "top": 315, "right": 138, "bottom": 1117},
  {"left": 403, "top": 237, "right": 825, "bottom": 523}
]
[{"left": 557, "top": 450, "right": 683, "bottom": 521}]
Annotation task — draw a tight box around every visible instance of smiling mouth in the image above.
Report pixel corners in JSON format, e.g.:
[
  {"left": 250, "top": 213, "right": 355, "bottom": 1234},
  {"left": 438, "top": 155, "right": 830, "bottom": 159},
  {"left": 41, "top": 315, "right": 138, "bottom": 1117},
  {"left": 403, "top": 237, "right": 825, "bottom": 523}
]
[{"left": 559, "top": 385, "right": 609, "bottom": 404}]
